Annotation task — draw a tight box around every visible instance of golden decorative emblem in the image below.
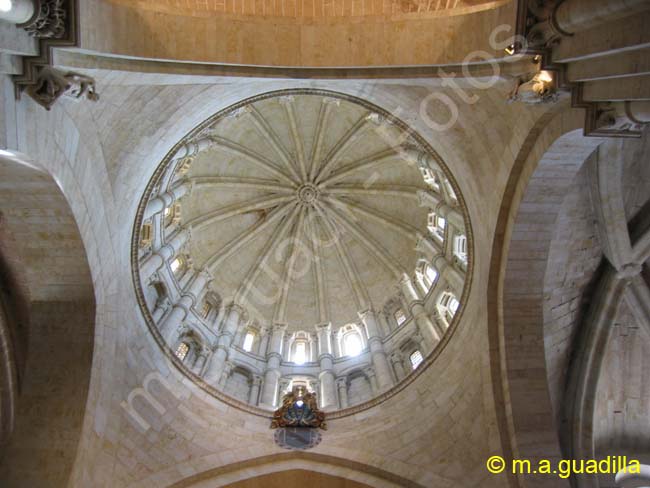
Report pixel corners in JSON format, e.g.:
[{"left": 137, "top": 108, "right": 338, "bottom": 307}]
[{"left": 270, "top": 386, "right": 327, "bottom": 430}]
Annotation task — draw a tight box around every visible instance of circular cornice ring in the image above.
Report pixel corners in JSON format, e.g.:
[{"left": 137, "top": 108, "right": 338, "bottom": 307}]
[{"left": 131, "top": 88, "right": 474, "bottom": 420}]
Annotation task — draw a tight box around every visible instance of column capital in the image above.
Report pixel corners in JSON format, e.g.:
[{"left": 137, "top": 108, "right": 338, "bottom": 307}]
[
  {"left": 357, "top": 309, "right": 377, "bottom": 321},
  {"left": 251, "top": 375, "right": 263, "bottom": 386},
  {"left": 197, "top": 268, "right": 213, "bottom": 283},
  {"left": 335, "top": 377, "right": 348, "bottom": 388},
  {"left": 259, "top": 325, "right": 271, "bottom": 337},
  {"left": 315, "top": 322, "right": 332, "bottom": 332},
  {"left": 277, "top": 95, "right": 295, "bottom": 106},
  {"left": 323, "top": 97, "right": 341, "bottom": 107},
  {"left": 415, "top": 233, "right": 439, "bottom": 258},
  {"left": 389, "top": 351, "right": 403, "bottom": 363},
  {"left": 272, "top": 322, "right": 288, "bottom": 333},
  {"left": 399, "top": 273, "right": 412, "bottom": 285},
  {"left": 226, "top": 302, "right": 247, "bottom": 319},
  {"left": 223, "top": 361, "right": 235, "bottom": 375},
  {"left": 408, "top": 300, "right": 426, "bottom": 315},
  {"left": 267, "top": 351, "right": 282, "bottom": 361}
]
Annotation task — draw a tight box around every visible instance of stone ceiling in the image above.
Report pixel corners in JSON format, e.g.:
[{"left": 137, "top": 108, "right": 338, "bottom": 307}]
[
  {"left": 107, "top": 0, "right": 502, "bottom": 19},
  {"left": 179, "top": 92, "right": 431, "bottom": 331}
]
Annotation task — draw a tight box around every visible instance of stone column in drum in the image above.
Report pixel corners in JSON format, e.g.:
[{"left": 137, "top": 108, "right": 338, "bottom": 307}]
[
  {"left": 203, "top": 304, "right": 244, "bottom": 385},
  {"left": 192, "top": 346, "right": 211, "bottom": 376},
  {"left": 400, "top": 274, "right": 442, "bottom": 346},
  {"left": 390, "top": 352, "right": 407, "bottom": 381},
  {"left": 316, "top": 323, "right": 337, "bottom": 409},
  {"left": 336, "top": 377, "right": 349, "bottom": 409},
  {"left": 248, "top": 375, "right": 262, "bottom": 406},
  {"left": 358, "top": 310, "right": 395, "bottom": 391},
  {"left": 158, "top": 270, "right": 212, "bottom": 343},
  {"left": 259, "top": 323, "right": 287, "bottom": 409},
  {"left": 140, "top": 227, "right": 190, "bottom": 279},
  {"left": 143, "top": 180, "right": 192, "bottom": 220}
]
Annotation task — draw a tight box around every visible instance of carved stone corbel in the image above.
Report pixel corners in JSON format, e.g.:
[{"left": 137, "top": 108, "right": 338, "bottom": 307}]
[
  {"left": 508, "top": 71, "right": 559, "bottom": 104},
  {"left": 591, "top": 101, "right": 650, "bottom": 137},
  {"left": 25, "top": 66, "right": 99, "bottom": 110}
]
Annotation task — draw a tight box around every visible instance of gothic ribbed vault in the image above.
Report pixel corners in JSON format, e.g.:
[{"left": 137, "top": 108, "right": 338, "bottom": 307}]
[{"left": 182, "top": 93, "right": 430, "bottom": 330}]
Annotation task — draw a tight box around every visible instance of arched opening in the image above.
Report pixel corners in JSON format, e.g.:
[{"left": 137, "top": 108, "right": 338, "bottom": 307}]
[
  {"left": 169, "top": 452, "right": 423, "bottom": 488},
  {"left": 0, "top": 154, "right": 96, "bottom": 487},
  {"left": 222, "top": 470, "right": 373, "bottom": 488}
]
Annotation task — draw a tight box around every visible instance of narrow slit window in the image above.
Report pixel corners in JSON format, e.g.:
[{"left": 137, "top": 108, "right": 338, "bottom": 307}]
[
  {"left": 242, "top": 332, "right": 255, "bottom": 352},
  {"left": 410, "top": 350, "right": 423, "bottom": 370},
  {"left": 175, "top": 342, "right": 189, "bottom": 361},
  {"left": 344, "top": 333, "right": 363, "bottom": 357},
  {"left": 394, "top": 309, "right": 407, "bottom": 326},
  {"left": 294, "top": 342, "right": 306, "bottom": 364}
]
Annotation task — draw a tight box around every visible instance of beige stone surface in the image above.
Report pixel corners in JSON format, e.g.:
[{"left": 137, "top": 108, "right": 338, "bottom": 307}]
[
  {"left": 0, "top": 73, "right": 549, "bottom": 487},
  {"left": 0, "top": 2, "right": 649, "bottom": 485},
  {"left": 78, "top": 0, "right": 515, "bottom": 67}
]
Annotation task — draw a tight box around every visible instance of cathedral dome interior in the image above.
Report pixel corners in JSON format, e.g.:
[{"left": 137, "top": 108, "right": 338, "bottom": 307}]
[
  {"left": 1, "top": 0, "right": 650, "bottom": 487},
  {"left": 135, "top": 90, "right": 470, "bottom": 412}
]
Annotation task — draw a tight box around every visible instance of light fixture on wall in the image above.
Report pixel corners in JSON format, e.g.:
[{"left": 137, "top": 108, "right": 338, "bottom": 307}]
[{"left": 0, "top": 0, "right": 35, "bottom": 24}]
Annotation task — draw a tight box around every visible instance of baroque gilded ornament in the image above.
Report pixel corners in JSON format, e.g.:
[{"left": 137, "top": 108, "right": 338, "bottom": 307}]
[{"left": 270, "top": 386, "right": 327, "bottom": 430}]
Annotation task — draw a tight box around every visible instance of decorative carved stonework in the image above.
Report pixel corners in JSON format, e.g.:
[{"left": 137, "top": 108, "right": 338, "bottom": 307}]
[
  {"left": 508, "top": 71, "right": 558, "bottom": 104},
  {"left": 516, "top": 0, "right": 571, "bottom": 51},
  {"left": 592, "top": 102, "right": 650, "bottom": 137},
  {"left": 270, "top": 386, "right": 326, "bottom": 430},
  {"left": 25, "top": 67, "right": 99, "bottom": 111},
  {"left": 20, "top": 0, "right": 66, "bottom": 39}
]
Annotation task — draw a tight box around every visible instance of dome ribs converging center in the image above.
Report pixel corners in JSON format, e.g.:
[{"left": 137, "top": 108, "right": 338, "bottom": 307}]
[
  {"left": 210, "top": 135, "right": 297, "bottom": 186},
  {"left": 308, "top": 98, "right": 335, "bottom": 182},
  {"left": 234, "top": 203, "right": 301, "bottom": 304},
  {"left": 135, "top": 90, "right": 470, "bottom": 414},
  {"left": 203, "top": 202, "right": 294, "bottom": 271},
  {"left": 319, "top": 148, "right": 403, "bottom": 187},
  {"left": 247, "top": 105, "right": 302, "bottom": 183},
  {"left": 314, "top": 112, "right": 371, "bottom": 184},
  {"left": 187, "top": 194, "right": 295, "bottom": 230},
  {"left": 281, "top": 97, "right": 309, "bottom": 182},
  {"left": 190, "top": 176, "right": 295, "bottom": 194},
  {"left": 273, "top": 206, "right": 308, "bottom": 324},
  {"left": 318, "top": 200, "right": 405, "bottom": 279},
  {"left": 314, "top": 203, "right": 370, "bottom": 311}
]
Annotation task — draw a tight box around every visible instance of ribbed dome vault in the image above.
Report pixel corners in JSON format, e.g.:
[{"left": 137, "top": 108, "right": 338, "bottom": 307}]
[
  {"left": 135, "top": 89, "right": 471, "bottom": 414},
  {"left": 184, "top": 93, "right": 429, "bottom": 331}
]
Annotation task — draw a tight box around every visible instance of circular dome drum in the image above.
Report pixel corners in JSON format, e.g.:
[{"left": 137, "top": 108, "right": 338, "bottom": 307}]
[{"left": 133, "top": 89, "right": 472, "bottom": 417}]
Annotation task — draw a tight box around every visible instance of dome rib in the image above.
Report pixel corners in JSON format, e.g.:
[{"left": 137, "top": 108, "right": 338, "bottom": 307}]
[
  {"left": 325, "top": 184, "right": 422, "bottom": 200},
  {"left": 282, "top": 97, "right": 309, "bottom": 181},
  {"left": 308, "top": 99, "right": 334, "bottom": 181},
  {"left": 247, "top": 105, "right": 302, "bottom": 183},
  {"left": 211, "top": 135, "right": 297, "bottom": 185},
  {"left": 323, "top": 195, "right": 419, "bottom": 238},
  {"left": 320, "top": 148, "right": 403, "bottom": 187},
  {"left": 204, "top": 202, "right": 294, "bottom": 271},
  {"left": 190, "top": 176, "right": 294, "bottom": 194},
  {"left": 273, "top": 206, "right": 307, "bottom": 323},
  {"left": 314, "top": 112, "right": 370, "bottom": 184},
  {"left": 319, "top": 200, "right": 405, "bottom": 279},
  {"left": 314, "top": 202, "right": 371, "bottom": 311},
  {"left": 187, "top": 194, "right": 295, "bottom": 230},
  {"left": 235, "top": 203, "right": 301, "bottom": 304}
]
